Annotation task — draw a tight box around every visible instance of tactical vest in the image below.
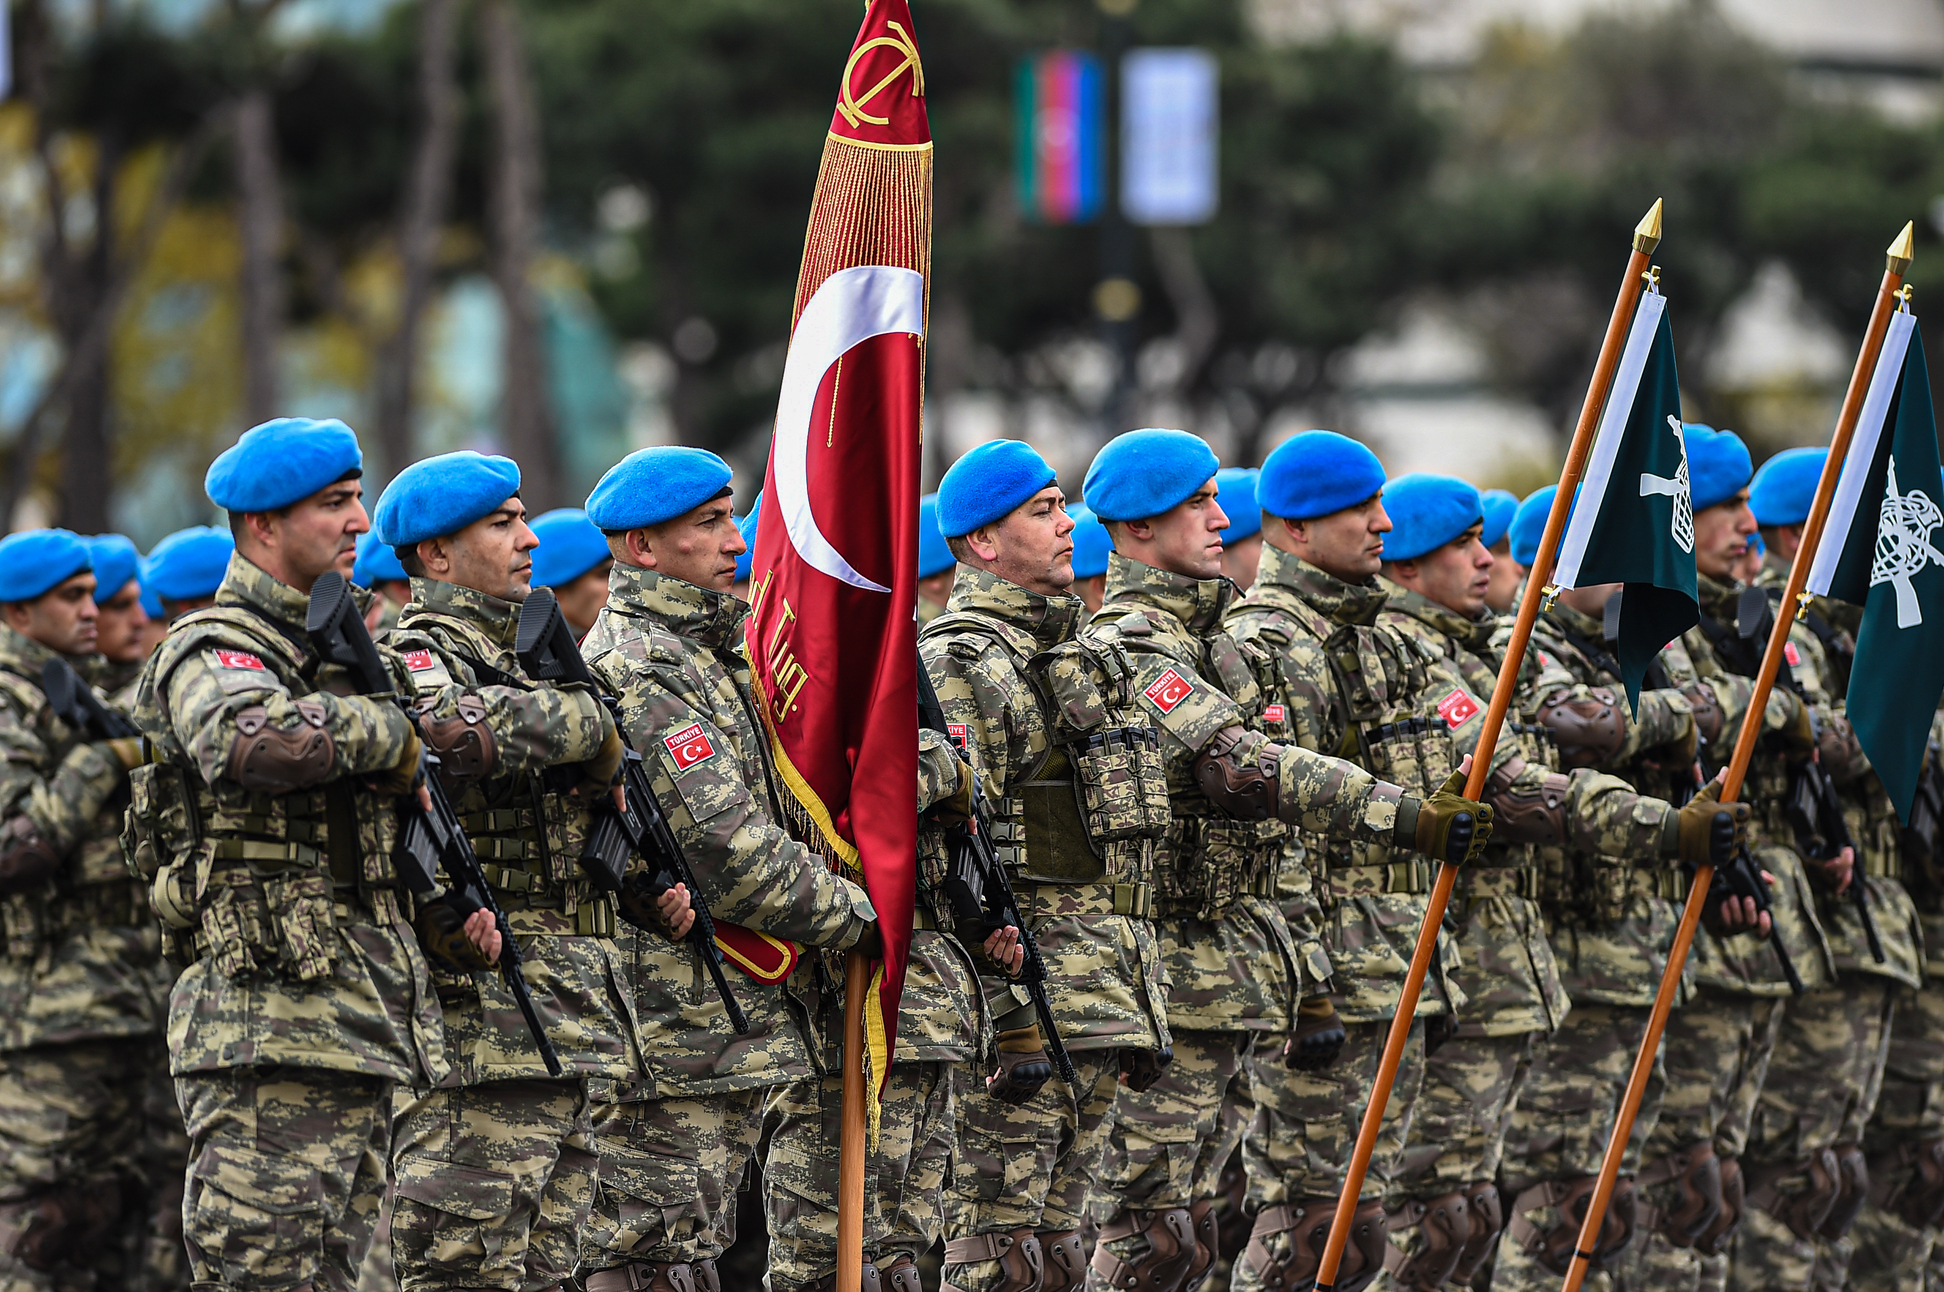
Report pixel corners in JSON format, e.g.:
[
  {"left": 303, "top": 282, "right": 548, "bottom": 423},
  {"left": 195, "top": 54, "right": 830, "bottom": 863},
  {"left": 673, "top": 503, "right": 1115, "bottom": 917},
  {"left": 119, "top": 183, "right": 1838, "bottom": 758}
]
[{"left": 121, "top": 605, "right": 410, "bottom": 982}]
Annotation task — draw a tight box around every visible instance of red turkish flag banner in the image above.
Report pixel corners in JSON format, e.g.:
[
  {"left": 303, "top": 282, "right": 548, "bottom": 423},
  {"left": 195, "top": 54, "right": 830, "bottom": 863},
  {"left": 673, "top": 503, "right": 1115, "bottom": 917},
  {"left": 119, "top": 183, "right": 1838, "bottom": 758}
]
[{"left": 744, "top": 0, "right": 929, "bottom": 1107}]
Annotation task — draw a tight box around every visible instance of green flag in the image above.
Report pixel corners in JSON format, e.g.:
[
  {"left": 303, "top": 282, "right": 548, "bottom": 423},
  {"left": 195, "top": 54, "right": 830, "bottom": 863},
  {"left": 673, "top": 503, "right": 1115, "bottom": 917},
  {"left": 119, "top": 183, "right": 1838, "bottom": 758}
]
[
  {"left": 1807, "top": 307, "right": 1944, "bottom": 820},
  {"left": 1551, "top": 285, "right": 1699, "bottom": 708}
]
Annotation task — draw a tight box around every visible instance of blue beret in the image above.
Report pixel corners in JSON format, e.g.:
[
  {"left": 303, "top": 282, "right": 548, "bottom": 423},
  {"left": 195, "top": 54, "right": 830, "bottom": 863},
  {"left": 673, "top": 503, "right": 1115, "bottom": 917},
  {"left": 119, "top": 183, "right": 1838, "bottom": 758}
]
[
  {"left": 1084, "top": 428, "right": 1220, "bottom": 523},
  {"left": 1069, "top": 506, "right": 1112, "bottom": 580},
  {"left": 586, "top": 446, "right": 734, "bottom": 532},
  {"left": 1259, "top": 430, "right": 1388, "bottom": 521},
  {"left": 1380, "top": 474, "right": 1485, "bottom": 563},
  {"left": 205, "top": 417, "right": 363, "bottom": 513},
  {"left": 734, "top": 490, "right": 763, "bottom": 584},
  {"left": 917, "top": 494, "right": 955, "bottom": 579},
  {"left": 1685, "top": 425, "right": 1754, "bottom": 512},
  {"left": 139, "top": 583, "right": 163, "bottom": 619},
  {"left": 1749, "top": 446, "right": 1825, "bottom": 528},
  {"left": 529, "top": 509, "right": 611, "bottom": 589},
  {"left": 0, "top": 529, "right": 91, "bottom": 603},
  {"left": 1750, "top": 530, "right": 1766, "bottom": 557},
  {"left": 374, "top": 451, "right": 522, "bottom": 548},
  {"left": 350, "top": 530, "right": 407, "bottom": 588},
  {"left": 1217, "top": 468, "right": 1262, "bottom": 543},
  {"left": 1509, "top": 486, "right": 1570, "bottom": 568},
  {"left": 939, "top": 441, "right": 1058, "bottom": 538},
  {"left": 85, "top": 535, "right": 140, "bottom": 602},
  {"left": 143, "top": 526, "right": 235, "bottom": 602},
  {"left": 1479, "top": 489, "right": 1519, "bottom": 549}
]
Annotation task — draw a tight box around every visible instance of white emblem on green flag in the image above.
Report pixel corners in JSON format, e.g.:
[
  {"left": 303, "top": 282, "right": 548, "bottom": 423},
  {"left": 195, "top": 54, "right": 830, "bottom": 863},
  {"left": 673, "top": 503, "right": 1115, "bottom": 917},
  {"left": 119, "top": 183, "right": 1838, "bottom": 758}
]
[
  {"left": 1871, "top": 456, "right": 1944, "bottom": 628},
  {"left": 1639, "top": 414, "right": 1694, "bottom": 553}
]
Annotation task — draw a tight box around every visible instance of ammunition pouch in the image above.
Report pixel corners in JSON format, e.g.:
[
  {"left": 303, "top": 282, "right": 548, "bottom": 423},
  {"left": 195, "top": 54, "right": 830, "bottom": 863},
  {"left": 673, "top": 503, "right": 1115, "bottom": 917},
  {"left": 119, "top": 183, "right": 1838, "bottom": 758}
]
[
  {"left": 1386, "top": 1191, "right": 1472, "bottom": 1291},
  {"left": 1484, "top": 757, "right": 1570, "bottom": 848},
  {"left": 1069, "top": 725, "right": 1170, "bottom": 850},
  {"left": 944, "top": 1229, "right": 1041, "bottom": 1292},
  {"left": 1091, "top": 1206, "right": 1207, "bottom": 1292},
  {"left": 1037, "top": 1229, "right": 1085, "bottom": 1292},
  {"left": 1507, "top": 1176, "right": 1633, "bottom": 1276},
  {"left": 224, "top": 703, "right": 334, "bottom": 794},
  {"left": 1749, "top": 1148, "right": 1842, "bottom": 1241},
  {"left": 1819, "top": 1144, "right": 1868, "bottom": 1241},
  {"left": 123, "top": 761, "right": 198, "bottom": 883},
  {"left": 1160, "top": 813, "right": 1288, "bottom": 921},
  {"left": 0, "top": 817, "right": 59, "bottom": 897},
  {"left": 1639, "top": 1141, "right": 1722, "bottom": 1248},
  {"left": 1244, "top": 1196, "right": 1388, "bottom": 1292},
  {"left": 1537, "top": 687, "right": 1626, "bottom": 770},
  {"left": 419, "top": 695, "right": 496, "bottom": 780},
  {"left": 1451, "top": 1181, "right": 1505, "bottom": 1282}
]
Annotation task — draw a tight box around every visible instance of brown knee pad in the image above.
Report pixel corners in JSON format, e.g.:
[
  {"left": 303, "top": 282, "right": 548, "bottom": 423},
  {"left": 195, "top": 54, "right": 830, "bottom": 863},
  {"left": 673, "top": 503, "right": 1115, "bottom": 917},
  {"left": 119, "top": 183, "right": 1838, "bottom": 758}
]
[
  {"left": 944, "top": 1229, "right": 1042, "bottom": 1292},
  {"left": 1505, "top": 1175, "right": 1631, "bottom": 1277},
  {"left": 1695, "top": 1156, "right": 1743, "bottom": 1257},
  {"left": 690, "top": 1260, "right": 720, "bottom": 1292},
  {"left": 1448, "top": 1181, "right": 1502, "bottom": 1283},
  {"left": 1242, "top": 1197, "right": 1388, "bottom": 1292},
  {"left": 1896, "top": 1138, "right": 1944, "bottom": 1230},
  {"left": 1818, "top": 1144, "right": 1869, "bottom": 1241},
  {"left": 879, "top": 1254, "right": 923, "bottom": 1292},
  {"left": 1184, "top": 1198, "right": 1218, "bottom": 1290},
  {"left": 1644, "top": 1142, "right": 1722, "bottom": 1248},
  {"left": 585, "top": 1265, "right": 697, "bottom": 1292},
  {"left": 1768, "top": 1148, "right": 1843, "bottom": 1241},
  {"left": 1598, "top": 1177, "right": 1638, "bottom": 1265},
  {"left": 1091, "top": 1208, "right": 1198, "bottom": 1292},
  {"left": 1387, "top": 1191, "right": 1474, "bottom": 1291},
  {"left": 1037, "top": 1229, "right": 1086, "bottom": 1291},
  {"left": 11, "top": 1179, "right": 124, "bottom": 1273}
]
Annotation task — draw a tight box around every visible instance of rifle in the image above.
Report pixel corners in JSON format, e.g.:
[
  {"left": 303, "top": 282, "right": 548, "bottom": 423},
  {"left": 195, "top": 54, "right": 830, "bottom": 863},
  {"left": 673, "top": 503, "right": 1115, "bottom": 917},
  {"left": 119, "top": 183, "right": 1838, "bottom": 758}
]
[
  {"left": 1905, "top": 740, "right": 1944, "bottom": 906},
  {"left": 1687, "top": 759, "right": 1804, "bottom": 993},
  {"left": 41, "top": 658, "right": 140, "bottom": 740},
  {"left": 917, "top": 657, "right": 1079, "bottom": 1090},
  {"left": 305, "top": 571, "right": 563, "bottom": 1076},
  {"left": 1785, "top": 756, "right": 1883, "bottom": 963},
  {"left": 513, "top": 588, "right": 749, "bottom": 1034}
]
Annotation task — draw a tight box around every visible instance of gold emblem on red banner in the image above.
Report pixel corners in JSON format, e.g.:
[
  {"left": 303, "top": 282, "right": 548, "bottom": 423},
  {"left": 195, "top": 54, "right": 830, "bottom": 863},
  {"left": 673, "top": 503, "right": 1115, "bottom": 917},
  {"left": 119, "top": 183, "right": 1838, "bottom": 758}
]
[{"left": 837, "top": 20, "right": 925, "bottom": 129}]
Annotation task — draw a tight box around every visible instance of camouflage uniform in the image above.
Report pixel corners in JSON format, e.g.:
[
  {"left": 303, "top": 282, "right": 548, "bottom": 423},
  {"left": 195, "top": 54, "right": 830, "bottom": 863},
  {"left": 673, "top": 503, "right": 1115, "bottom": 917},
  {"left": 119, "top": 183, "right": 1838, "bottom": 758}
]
[
  {"left": 1490, "top": 596, "right": 1706, "bottom": 1292},
  {"left": 577, "top": 564, "right": 875, "bottom": 1289},
  {"left": 1726, "top": 573, "right": 1922, "bottom": 1292},
  {"left": 0, "top": 622, "right": 162, "bottom": 1292},
  {"left": 1083, "top": 553, "right": 1409, "bottom": 1292},
  {"left": 1618, "top": 572, "right": 1838, "bottom": 1292},
  {"left": 381, "top": 577, "right": 640, "bottom": 1292},
  {"left": 918, "top": 567, "right": 1170, "bottom": 1292},
  {"left": 126, "top": 553, "right": 496, "bottom": 1292},
  {"left": 762, "top": 725, "right": 987, "bottom": 1292}
]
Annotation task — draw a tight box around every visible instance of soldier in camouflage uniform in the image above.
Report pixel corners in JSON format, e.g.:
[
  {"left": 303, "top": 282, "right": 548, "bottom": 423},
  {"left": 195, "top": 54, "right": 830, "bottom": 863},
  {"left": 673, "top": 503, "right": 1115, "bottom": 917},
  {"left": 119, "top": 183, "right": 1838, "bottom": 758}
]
[
  {"left": 913, "top": 442, "right": 1172, "bottom": 1292},
  {"left": 1075, "top": 429, "right": 1493, "bottom": 1292},
  {"left": 572, "top": 446, "right": 882, "bottom": 1292},
  {"left": 368, "top": 451, "right": 687, "bottom": 1292},
  {"left": 124, "top": 417, "right": 511, "bottom": 1292},
  {"left": 82, "top": 535, "right": 152, "bottom": 697},
  {"left": 0, "top": 529, "right": 158, "bottom": 1291},
  {"left": 1724, "top": 448, "right": 1925, "bottom": 1292},
  {"left": 917, "top": 494, "right": 956, "bottom": 627}
]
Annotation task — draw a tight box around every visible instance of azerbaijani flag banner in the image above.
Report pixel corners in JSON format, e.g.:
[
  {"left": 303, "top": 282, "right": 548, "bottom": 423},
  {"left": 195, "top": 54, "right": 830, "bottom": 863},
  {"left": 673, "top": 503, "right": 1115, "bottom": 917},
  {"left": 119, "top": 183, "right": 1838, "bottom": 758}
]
[
  {"left": 744, "top": 0, "right": 927, "bottom": 1120},
  {"left": 1806, "top": 306, "right": 1944, "bottom": 819},
  {"left": 1016, "top": 50, "right": 1104, "bottom": 224},
  {"left": 1551, "top": 282, "right": 1700, "bottom": 709}
]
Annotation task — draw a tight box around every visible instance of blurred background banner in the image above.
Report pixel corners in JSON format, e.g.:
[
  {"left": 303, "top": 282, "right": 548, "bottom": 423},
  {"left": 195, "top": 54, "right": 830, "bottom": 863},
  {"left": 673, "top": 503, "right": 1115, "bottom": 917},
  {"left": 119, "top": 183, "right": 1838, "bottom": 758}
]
[
  {"left": 1015, "top": 48, "right": 1103, "bottom": 225},
  {"left": 1120, "top": 46, "right": 1217, "bottom": 226}
]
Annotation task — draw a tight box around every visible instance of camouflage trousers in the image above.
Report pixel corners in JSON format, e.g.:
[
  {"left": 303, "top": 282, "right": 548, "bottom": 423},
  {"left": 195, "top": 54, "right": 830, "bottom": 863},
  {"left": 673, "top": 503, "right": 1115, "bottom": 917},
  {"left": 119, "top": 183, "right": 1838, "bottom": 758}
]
[
  {"left": 177, "top": 1065, "right": 393, "bottom": 1292},
  {"left": 1849, "top": 983, "right": 1944, "bottom": 1292},
  {"left": 145, "top": 1045, "right": 192, "bottom": 1292},
  {"left": 0, "top": 1038, "right": 152, "bottom": 1292},
  {"left": 580, "top": 1087, "right": 766, "bottom": 1271},
  {"left": 764, "top": 1060, "right": 956, "bottom": 1291},
  {"left": 941, "top": 1050, "right": 1120, "bottom": 1292},
  {"left": 1613, "top": 988, "right": 1783, "bottom": 1292},
  {"left": 1087, "top": 1029, "right": 1251, "bottom": 1288},
  {"left": 389, "top": 1077, "right": 597, "bottom": 1292},
  {"left": 1228, "top": 1018, "right": 1425, "bottom": 1292},
  {"left": 1729, "top": 975, "right": 1896, "bottom": 1292},
  {"left": 1493, "top": 1004, "right": 1665, "bottom": 1292}
]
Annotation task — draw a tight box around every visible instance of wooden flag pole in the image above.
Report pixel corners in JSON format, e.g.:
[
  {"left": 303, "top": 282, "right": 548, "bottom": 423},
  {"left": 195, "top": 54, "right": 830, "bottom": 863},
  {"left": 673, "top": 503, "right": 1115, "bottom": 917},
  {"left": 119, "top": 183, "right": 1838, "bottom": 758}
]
[
  {"left": 1554, "top": 220, "right": 1915, "bottom": 1292},
  {"left": 837, "top": 950, "right": 871, "bottom": 1291},
  {"left": 1314, "top": 199, "right": 1666, "bottom": 1289}
]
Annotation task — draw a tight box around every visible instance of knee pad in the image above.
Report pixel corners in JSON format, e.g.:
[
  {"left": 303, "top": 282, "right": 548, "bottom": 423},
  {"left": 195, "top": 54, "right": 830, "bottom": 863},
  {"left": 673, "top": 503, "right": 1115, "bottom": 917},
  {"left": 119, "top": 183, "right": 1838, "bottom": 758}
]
[
  {"left": 1644, "top": 1141, "right": 1722, "bottom": 1248},
  {"left": 10, "top": 1179, "right": 124, "bottom": 1273},
  {"left": 1505, "top": 1175, "right": 1632, "bottom": 1277},
  {"left": 1184, "top": 1197, "right": 1217, "bottom": 1290},
  {"left": 1090, "top": 1207, "right": 1198, "bottom": 1292},
  {"left": 1242, "top": 1197, "right": 1387, "bottom": 1292},
  {"left": 1037, "top": 1229, "right": 1086, "bottom": 1291},
  {"left": 1386, "top": 1191, "right": 1472, "bottom": 1291},
  {"left": 1448, "top": 1181, "right": 1502, "bottom": 1283},
  {"left": 1761, "top": 1148, "right": 1842, "bottom": 1241},
  {"left": 690, "top": 1259, "right": 720, "bottom": 1292},
  {"left": 945, "top": 1228, "right": 1042, "bottom": 1292},
  {"left": 584, "top": 1263, "right": 698, "bottom": 1292},
  {"left": 880, "top": 1254, "right": 922, "bottom": 1292},
  {"left": 1895, "top": 1137, "right": 1944, "bottom": 1230},
  {"left": 1695, "top": 1155, "right": 1743, "bottom": 1257},
  {"left": 1818, "top": 1144, "right": 1869, "bottom": 1241}
]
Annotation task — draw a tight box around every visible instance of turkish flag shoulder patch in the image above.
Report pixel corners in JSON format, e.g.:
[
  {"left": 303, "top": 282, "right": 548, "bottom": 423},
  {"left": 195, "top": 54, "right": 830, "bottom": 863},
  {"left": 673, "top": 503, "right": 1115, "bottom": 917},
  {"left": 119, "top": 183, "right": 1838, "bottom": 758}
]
[
  {"left": 211, "top": 649, "right": 265, "bottom": 672},
  {"left": 1784, "top": 642, "right": 1801, "bottom": 667},
  {"left": 1143, "top": 668, "right": 1195, "bottom": 715},
  {"left": 1436, "top": 688, "right": 1481, "bottom": 730},
  {"left": 663, "top": 722, "right": 718, "bottom": 772},
  {"left": 401, "top": 649, "right": 437, "bottom": 672},
  {"left": 1262, "top": 704, "right": 1287, "bottom": 723},
  {"left": 946, "top": 723, "right": 967, "bottom": 748}
]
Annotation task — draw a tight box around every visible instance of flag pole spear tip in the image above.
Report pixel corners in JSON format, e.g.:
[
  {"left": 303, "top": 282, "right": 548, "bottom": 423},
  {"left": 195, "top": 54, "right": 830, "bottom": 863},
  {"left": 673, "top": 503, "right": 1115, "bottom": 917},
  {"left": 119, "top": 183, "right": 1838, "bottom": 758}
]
[
  {"left": 1889, "top": 220, "right": 1916, "bottom": 274},
  {"left": 1633, "top": 199, "right": 1664, "bottom": 254}
]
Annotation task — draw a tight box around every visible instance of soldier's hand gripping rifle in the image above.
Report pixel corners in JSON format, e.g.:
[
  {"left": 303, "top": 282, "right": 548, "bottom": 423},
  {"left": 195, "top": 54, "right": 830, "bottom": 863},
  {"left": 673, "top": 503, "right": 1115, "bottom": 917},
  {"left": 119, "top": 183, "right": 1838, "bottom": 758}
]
[
  {"left": 1785, "top": 754, "right": 1884, "bottom": 963},
  {"left": 41, "top": 658, "right": 141, "bottom": 741},
  {"left": 306, "top": 571, "right": 563, "bottom": 1075},
  {"left": 1686, "top": 758, "right": 1805, "bottom": 993},
  {"left": 917, "top": 659, "right": 1079, "bottom": 1090},
  {"left": 513, "top": 587, "right": 749, "bottom": 1034}
]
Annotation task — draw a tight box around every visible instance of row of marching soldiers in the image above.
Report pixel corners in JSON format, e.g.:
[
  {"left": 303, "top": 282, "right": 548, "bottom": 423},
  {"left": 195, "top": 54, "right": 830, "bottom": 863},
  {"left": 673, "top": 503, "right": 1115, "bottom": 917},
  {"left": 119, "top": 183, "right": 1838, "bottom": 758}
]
[{"left": 0, "top": 410, "right": 1921, "bottom": 1292}]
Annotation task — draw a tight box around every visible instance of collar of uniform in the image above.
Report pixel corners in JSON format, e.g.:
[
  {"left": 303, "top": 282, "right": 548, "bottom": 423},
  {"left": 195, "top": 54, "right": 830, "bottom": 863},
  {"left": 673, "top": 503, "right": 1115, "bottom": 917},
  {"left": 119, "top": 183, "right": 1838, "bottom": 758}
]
[
  {"left": 0, "top": 621, "right": 60, "bottom": 679},
  {"left": 1696, "top": 571, "right": 1741, "bottom": 622},
  {"left": 1546, "top": 597, "right": 1604, "bottom": 642},
  {"left": 1380, "top": 576, "right": 1496, "bottom": 653},
  {"left": 1100, "top": 551, "right": 1233, "bottom": 632},
  {"left": 214, "top": 551, "right": 315, "bottom": 631},
  {"left": 943, "top": 565, "right": 1082, "bottom": 649},
  {"left": 605, "top": 562, "right": 748, "bottom": 648},
  {"left": 1252, "top": 543, "right": 1386, "bottom": 626},
  {"left": 401, "top": 577, "right": 521, "bottom": 648}
]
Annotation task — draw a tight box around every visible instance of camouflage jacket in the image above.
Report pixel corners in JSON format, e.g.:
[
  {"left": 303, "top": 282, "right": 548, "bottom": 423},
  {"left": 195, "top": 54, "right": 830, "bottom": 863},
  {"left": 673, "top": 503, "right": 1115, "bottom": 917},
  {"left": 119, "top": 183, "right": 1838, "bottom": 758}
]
[
  {"left": 130, "top": 552, "right": 449, "bottom": 1083},
  {"left": 918, "top": 566, "right": 1168, "bottom": 1053},
  {"left": 0, "top": 625, "right": 161, "bottom": 1050},
  {"left": 1752, "top": 561, "right": 1922, "bottom": 990},
  {"left": 1085, "top": 553, "right": 1398, "bottom": 1032},
  {"left": 1519, "top": 598, "right": 1700, "bottom": 1007},
  {"left": 1225, "top": 546, "right": 1464, "bottom": 1025},
  {"left": 385, "top": 578, "right": 645, "bottom": 1084},
  {"left": 581, "top": 563, "right": 875, "bottom": 1097},
  {"left": 1671, "top": 573, "right": 1836, "bottom": 996}
]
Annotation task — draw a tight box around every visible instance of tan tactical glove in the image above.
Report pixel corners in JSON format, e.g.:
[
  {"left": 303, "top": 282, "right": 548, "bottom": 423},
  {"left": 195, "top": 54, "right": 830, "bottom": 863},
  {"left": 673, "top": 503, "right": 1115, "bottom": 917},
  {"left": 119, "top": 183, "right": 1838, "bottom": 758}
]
[
  {"left": 581, "top": 724, "right": 626, "bottom": 792},
  {"left": 414, "top": 893, "right": 496, "bottom": 974},
  {"left": 1665, "top": 711, "right": 1700, "bottom": 771},
  {"left": 371, "top": 728, "right": 424, "bottom": 799},
  {"left": 1402, "top": 769, "right": 1494, "bottom": 865},
  {"left": 103, "top": 738, "right": 144, "bottom": 772},
  {"left": 1663, "top": 779, "right": 1750, "bottom": 868},
  {"left": 1285, "top": 995, "right": 1347, "bottom": 1070},
  {"left": 930, "top": 758, "right": 977, "bottom": 827},
  {"left": 987, "top": 1025, "right": 1053, "bottom": 1105},
  {"left": 1769, "top": 690, "right": 1817, "bottom": 760}
]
